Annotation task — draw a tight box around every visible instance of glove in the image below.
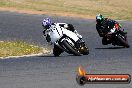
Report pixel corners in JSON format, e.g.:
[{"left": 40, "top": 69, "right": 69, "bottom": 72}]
[
  {"left": 46, "top": 34, "right": 51, "bottom": 42},
  {"left": 64, "top": 24, "right": 68, "bottom": 29},
  {"left": 43, "top": 30, "right": 46, "bottom": 36},
  {"left": 110, "top": 27, "right": 116, "bottom": 33}
]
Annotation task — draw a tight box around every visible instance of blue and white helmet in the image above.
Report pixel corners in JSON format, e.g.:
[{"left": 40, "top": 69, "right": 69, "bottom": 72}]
[{"left": 42, "top": 18, "right": 52, "bottom": 29}]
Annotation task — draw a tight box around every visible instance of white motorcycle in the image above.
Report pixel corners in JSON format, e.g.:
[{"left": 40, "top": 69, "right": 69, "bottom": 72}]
[{"left": 44, "top": 23, "right": 89, "bottom": 56}]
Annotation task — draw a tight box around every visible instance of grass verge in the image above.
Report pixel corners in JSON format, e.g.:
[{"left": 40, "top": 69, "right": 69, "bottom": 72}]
[
  {"left": 0, "top": 41, "right": 49, "bottom": 58},
  {"left": 0, "top": 0, "right": 132, "bottom": 20}
]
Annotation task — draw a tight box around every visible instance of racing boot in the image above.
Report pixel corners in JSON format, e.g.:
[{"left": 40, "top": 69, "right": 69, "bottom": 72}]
[{"left": 53, "top": 44, "right": 64, "bottom": 56}]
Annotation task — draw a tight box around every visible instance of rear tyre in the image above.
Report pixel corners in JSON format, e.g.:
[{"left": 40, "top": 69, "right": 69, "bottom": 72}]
[
  {"left": 62, "top": 40, "right": 81, "bottom": 56},
  {"left": 53, "top": 45, "right": 64, "bottom": 56}
]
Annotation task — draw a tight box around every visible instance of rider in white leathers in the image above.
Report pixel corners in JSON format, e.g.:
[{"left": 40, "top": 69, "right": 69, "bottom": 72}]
[{"left": 42, "top": 18, "right": 82, "bottom": 56}]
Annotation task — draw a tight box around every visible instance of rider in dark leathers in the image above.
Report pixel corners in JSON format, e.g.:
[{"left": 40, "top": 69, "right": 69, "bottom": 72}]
[{"left": 96, "top": 14, "right": 125, "bottom": 45}]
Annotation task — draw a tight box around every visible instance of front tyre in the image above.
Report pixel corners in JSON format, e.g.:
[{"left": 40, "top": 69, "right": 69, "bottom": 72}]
[
  {"left": 62, "top": 40, "right": 81, "bottom": 56},
  {"left": 117, "top": 34, "right": 130, "bottom": 48}
]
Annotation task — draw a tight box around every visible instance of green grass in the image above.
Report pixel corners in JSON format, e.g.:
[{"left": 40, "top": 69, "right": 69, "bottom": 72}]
[
  {"left": 0, "top": 41, "right": 44, "bottom": 58},
  {"left": 0, "top": 0, "right": 132, "bottom": 20}
]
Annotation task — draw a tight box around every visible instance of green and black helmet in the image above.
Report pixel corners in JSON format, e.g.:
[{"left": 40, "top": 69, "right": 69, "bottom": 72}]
[{"left": 96, "top": 14, "right": 104, "bottom": 24}]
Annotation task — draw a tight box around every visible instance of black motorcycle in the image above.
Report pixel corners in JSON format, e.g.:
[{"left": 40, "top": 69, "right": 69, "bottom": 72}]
[{"left": 102, "top": 28, "right": 130, "bottom": 48}]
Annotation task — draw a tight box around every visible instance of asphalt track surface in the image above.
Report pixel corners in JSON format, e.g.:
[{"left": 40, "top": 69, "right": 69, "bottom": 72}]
[{"left": 0, "top": 11, "right": 132, "bottom": 88}]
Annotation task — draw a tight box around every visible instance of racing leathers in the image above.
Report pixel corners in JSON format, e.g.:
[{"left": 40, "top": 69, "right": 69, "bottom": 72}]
[
  {"left": 42, "top": 23, "right": 82, "bottom": 56},
  {"left": 43, "top": 23, "right": 82, "bottom": 43}
]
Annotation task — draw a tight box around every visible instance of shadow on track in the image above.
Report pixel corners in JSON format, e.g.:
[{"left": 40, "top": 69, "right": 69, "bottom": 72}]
[
  {"left": 37, "top": 54, "right": 78, "bottom": 57},
  {"left": 95, "top": 46, "right": 125, "bottom": 49},
  {"left": 37, "top": 54, "right": 83, "bottom": 58}
]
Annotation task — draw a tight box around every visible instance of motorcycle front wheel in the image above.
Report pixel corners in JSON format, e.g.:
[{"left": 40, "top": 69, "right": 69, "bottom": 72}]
[
  {"left": 117, "top": 34, "right": 130, "bottom": 48},
  {"left": 62, "top": 40, "right": 81, "bottom": 56}
]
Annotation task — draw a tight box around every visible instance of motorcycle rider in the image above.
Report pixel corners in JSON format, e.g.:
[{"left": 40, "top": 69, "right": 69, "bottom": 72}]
[
  {"left": 96, "top": 14, "right": 125, "bottom": 45},
  {"left": 42, "top": 18, "right": 83, "bottom": 56}
]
